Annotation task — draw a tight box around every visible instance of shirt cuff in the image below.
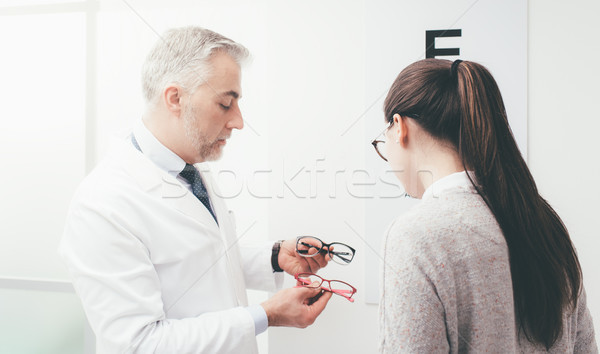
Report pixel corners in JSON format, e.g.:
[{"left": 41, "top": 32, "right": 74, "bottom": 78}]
[{"left": 245, "top": 305, "right": 269, "bottom": 335}]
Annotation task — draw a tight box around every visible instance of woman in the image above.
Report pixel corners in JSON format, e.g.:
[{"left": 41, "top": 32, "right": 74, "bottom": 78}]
[{"left": 376, "top": 59, "right": 597, "bottom": 353}]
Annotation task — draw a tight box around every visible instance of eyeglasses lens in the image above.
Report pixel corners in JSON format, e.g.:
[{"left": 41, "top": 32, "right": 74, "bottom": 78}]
[
  {"left": 329, "top": 243, "right": 355, "bottom": 265},
  {"left": 297, "top": 273, "right": 323, "bottom": 288},
  {"left": 296, "top": 237, "right": 323, "bottom": 257},
  {"left": 329, "top": 280, "right": 355, "bottom": 298}
]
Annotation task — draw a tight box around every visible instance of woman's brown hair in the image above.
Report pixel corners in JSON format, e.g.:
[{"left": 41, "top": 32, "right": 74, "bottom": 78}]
[{"left": 383, "top": 58, "right": 582, "bottom": 349}]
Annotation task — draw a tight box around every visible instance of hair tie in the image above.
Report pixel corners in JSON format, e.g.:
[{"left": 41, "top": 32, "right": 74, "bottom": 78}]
[{"left": 450, "top": 59, "right": 463, "bottom": 79}]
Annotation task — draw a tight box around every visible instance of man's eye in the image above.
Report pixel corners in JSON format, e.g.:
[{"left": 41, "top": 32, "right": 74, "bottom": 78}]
[{"left": 220, "top": 103, "right": 231, "bottom": 110}]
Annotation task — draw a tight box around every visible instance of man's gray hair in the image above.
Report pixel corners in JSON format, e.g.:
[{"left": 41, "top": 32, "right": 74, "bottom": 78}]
[{"left": 141, "top": 26, "right": 249, "bottom": 105}]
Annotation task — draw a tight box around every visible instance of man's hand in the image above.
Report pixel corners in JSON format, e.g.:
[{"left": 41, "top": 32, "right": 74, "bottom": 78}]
[
  {"left": 278, "top": 239, "right": 330, "bottom": 275},
  {"left": 261, "top": 284, "right": 333, "bottom": 328}
]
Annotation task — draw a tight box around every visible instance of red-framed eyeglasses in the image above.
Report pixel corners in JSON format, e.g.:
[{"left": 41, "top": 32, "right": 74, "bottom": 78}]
[{"left": 294, "top": 272, "right": 357, "bottom": 303}]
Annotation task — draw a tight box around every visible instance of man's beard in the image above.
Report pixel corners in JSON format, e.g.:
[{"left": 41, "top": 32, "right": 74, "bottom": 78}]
[{"left": 182, "top": 104, "right": 224, "bottom": 161}]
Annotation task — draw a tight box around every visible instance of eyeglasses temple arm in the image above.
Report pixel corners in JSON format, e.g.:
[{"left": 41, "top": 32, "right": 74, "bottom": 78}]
[{"left": 329, "top": 289, "right": 356, "bottom": 302}]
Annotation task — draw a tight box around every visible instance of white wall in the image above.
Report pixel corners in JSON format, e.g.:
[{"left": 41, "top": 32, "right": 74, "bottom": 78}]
[
  {"left": 265, "top": 0, "right": 378, "bottom": 352},
  {"left": 528, "top": 0, "right": 600, "bottom": 342}
]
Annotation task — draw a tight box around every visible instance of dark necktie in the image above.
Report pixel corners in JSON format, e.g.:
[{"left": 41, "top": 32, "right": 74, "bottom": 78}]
[{"left": 179, "top": 163, "right": 218, "bottom": 224}]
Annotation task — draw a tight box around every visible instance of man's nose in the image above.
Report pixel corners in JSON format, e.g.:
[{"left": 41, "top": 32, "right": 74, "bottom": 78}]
[{"left": 227, "top": 105, "right": 244, "bottom": 130}]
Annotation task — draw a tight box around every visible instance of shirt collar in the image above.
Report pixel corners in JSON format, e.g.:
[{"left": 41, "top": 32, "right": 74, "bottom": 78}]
[
  {"left": 132, "top": 120, "right": 186, "bottom": 177},
  {"left": 422, "top": 171, "right": 476, "bottom": 200}
]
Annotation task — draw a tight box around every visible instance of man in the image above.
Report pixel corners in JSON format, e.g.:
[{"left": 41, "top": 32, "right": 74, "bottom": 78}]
[{"left": 59, "top": 26, "right": 332, "bottom": 353}]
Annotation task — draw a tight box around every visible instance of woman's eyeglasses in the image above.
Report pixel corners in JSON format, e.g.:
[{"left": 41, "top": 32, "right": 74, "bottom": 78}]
[
  {"left": 371, "top": 123, "right": 391, "bottom": 162},
  {"left": 295, "top": 236, "right": 356, "bottom": 265},
  {"left": 295, "top": 272, "right": 357, "bottom": 302},
  {"left": 371, "top": 139, "right": 387, "bottom": 161},
  {"left": 371, "top": 115, "right": 419, "bottom": 162}
]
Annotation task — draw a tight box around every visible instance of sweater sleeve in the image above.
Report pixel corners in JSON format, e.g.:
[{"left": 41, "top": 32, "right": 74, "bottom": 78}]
[
  {"left": 380, "top": 229, "right": 449, "bottom": 353},
  {"left": 574, "top": 287, "right": 599, "bottom": 353}
]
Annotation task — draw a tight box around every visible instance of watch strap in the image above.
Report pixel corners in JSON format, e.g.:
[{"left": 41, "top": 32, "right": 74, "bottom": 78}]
[{"left": 271, "top": 240, "right": 284, "bottom": 273}]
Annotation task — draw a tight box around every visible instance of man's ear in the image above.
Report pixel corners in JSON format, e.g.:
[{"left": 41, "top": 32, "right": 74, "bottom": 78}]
[
  {"left": 393, "top": 114, "right": 409, "bottom": 147},
  {"left": 163, "top": 85, "right": 183, "bottom": 116}
]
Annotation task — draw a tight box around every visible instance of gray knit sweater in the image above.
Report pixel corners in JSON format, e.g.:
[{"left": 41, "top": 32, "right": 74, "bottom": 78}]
[{"left": 379, "top": 172, "right": 597, "bottom": 353}]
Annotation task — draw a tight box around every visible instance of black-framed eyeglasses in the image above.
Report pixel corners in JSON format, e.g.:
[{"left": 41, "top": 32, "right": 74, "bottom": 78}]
[
  {"left": 295, "top": 236, "right": 356, "bottom": 265},
  {"left": 371, "top": 139, "right": 387, "bottom": 162}
]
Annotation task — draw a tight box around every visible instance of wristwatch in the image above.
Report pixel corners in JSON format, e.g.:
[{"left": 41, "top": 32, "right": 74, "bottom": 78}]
[{"left": 271, "top": 240, "right": 285, "bottom": 272}]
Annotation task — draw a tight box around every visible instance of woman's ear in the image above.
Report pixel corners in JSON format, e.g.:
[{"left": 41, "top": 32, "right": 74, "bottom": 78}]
[{"left": 393, "top": 114, "right": 409, "bottom": 147}]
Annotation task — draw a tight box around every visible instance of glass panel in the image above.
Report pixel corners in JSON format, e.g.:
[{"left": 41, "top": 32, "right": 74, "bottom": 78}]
[
  {"left": 0, "top": 288, "right": 86, "bottom": 354},
  {"left": 0, "top": 12, "right": 86, "bottom": 279}
]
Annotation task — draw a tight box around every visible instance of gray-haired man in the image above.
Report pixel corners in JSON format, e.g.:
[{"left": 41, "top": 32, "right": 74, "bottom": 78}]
[{"left": 59, "top": 26, "right": 331, "bottom": 353}]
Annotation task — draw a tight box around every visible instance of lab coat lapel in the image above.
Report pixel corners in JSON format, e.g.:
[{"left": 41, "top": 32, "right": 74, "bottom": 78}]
[
  {"left": 162, "top": 176, "right": 220, "bottom": 233},
  {"left": 198, "top": 166, "right": 236, "bottom": 246},
  {"left": 159, "top": 174, "right": 220, "bottom": 233},
  {"left": 198, "top": 164, "right": 249, "bottom": 306},
  {"left": 115, "top": 137, "right": 220, "bottom": 234}
]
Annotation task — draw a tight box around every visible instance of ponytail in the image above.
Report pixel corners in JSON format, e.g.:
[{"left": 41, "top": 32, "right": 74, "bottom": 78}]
[
  {"left": 454, "top": 61, "right": 581, "bottom": 348},
  {"left": 384, "top": 59, "right": 582, "bottom": 349}
]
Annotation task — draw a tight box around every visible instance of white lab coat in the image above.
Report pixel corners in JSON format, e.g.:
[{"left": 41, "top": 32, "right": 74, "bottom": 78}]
[{"left": 59, "top": 135, "right": 280, "bottom": 354}]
